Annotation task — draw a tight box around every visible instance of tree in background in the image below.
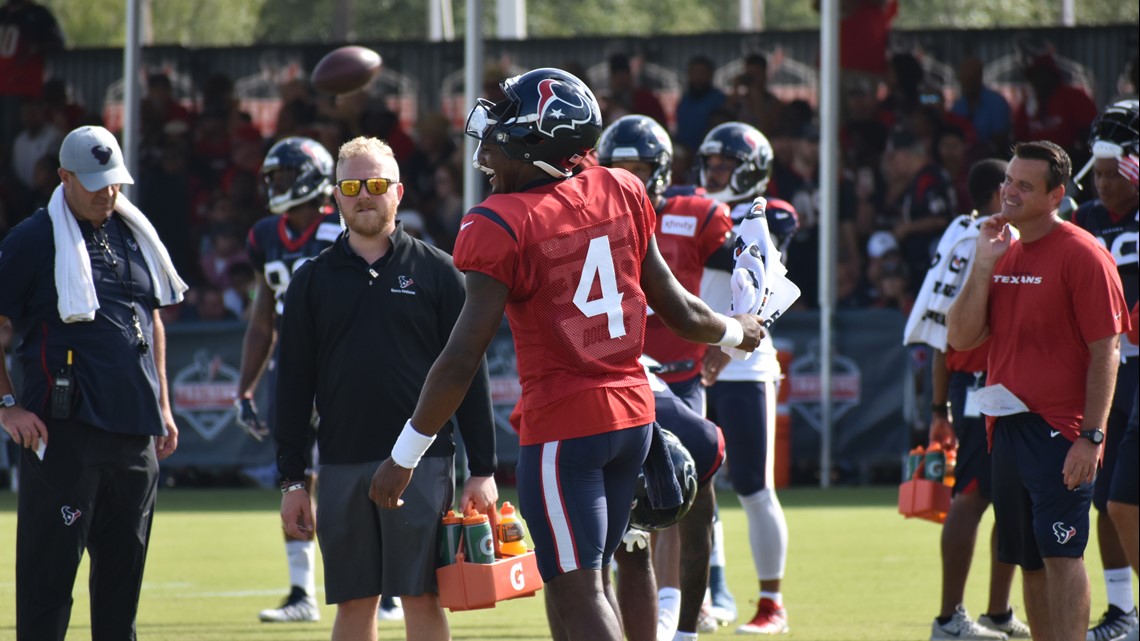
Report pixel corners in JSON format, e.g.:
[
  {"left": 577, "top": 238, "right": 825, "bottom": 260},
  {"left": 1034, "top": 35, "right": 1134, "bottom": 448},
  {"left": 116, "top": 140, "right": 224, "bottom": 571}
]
[{"left": 36, "top": 0, "right": 1139, "bottom": 48}]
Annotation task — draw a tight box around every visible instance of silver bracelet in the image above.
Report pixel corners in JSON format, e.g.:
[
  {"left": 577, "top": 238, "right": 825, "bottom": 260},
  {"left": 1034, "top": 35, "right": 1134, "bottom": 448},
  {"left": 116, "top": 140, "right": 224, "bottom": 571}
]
[{"left": 281, "top": 482, "right": 307, "bottom": 495}]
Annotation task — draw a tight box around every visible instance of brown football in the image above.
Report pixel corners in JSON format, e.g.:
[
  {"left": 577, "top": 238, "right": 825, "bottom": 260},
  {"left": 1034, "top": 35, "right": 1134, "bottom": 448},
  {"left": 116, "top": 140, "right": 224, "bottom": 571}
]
[{"left": 310, "top": 45, "right": 382, "bottom": 95}]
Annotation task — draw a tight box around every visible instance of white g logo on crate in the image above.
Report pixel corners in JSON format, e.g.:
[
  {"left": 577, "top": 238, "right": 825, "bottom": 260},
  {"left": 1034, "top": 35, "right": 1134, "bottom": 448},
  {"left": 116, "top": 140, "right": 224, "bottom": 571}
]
[{"left": 510, "top": 562, "right": 526, "bottom": 590}]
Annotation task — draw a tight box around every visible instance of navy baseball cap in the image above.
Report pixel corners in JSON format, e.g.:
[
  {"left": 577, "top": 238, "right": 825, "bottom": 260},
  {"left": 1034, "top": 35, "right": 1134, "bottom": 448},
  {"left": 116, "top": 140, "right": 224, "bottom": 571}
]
[{"left": 59, "top": 125, "right": 134, "bottom": 191}]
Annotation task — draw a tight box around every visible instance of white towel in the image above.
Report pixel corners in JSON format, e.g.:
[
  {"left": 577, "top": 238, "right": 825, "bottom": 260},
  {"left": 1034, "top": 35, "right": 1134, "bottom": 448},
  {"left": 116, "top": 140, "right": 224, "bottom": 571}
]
[
  {"left": 902, "top": 212, "right": 1015, "bottom": 349},
  {"left": 49, "top": 184, "right": 188, "bottom": 323},
  {"left": 724, "top": 197, "right": 801, "bottom": 360}
]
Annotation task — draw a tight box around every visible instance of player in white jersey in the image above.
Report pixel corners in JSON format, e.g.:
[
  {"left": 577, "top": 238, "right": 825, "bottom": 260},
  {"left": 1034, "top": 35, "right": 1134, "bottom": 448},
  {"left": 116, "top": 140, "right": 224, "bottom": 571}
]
[{"left": 697, "top": 122, "right": 797, "bottom": 635}]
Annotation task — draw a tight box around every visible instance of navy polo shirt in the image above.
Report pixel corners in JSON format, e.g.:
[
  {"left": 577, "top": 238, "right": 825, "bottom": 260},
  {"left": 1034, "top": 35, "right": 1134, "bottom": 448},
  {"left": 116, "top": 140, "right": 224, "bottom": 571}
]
[{"left": 0, "top": 209, "right": 165, "bottom": 436}]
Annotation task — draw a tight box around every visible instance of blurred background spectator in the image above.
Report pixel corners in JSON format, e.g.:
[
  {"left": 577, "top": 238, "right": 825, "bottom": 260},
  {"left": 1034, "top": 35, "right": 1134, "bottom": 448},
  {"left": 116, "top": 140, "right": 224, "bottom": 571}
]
[
  {"left": 600, "top": 53, "right": 668, "bottom": 127},
  {"left": 726, "top": 53, "right": 786, "bottom": 136},
  {"left": 878, "top": 127, "right": 954, "bottom": 294},
  {"left": 10, "top": 96, "right": 61, "bottom": 192},
  {"left": 949, "top": 56, "right": 1012, "bottom": 152},
  {"left": 0, "top": 0, "right": 64, "bottom": 135},
  {"left": 1013, "top": 38, "right": 1098, "bottom": 163},
  {"left": 674, "top": 55, "right": 727, "bottom": 153}
]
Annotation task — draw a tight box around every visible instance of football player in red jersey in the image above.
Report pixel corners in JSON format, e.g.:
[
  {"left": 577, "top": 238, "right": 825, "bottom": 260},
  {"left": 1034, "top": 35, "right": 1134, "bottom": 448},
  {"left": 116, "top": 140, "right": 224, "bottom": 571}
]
[
  {"left": 369, "top": 67, "right": 764, "bottom": 641},
  {"left": 597, "top": 115, "right": 733, "bottom": 641}
]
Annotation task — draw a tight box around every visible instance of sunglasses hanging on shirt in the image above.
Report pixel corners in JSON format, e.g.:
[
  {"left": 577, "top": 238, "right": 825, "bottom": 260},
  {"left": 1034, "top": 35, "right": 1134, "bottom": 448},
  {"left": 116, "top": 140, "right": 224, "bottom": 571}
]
[{"left": 92, "top": 224, "right": 150, "bottom": 356}]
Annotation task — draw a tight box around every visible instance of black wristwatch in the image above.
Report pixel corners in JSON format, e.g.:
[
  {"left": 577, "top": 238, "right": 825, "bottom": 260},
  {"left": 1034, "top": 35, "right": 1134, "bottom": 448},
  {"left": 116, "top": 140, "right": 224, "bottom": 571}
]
[
  {"left": 1079, "top": 429, "right": 1105, "bottom": 445},
  {"left": 0, "top": 393, "right": 16, "bottom": 409}
]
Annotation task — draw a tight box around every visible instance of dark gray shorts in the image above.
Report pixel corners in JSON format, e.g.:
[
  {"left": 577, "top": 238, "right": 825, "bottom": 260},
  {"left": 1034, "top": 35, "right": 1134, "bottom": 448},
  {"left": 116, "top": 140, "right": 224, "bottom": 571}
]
[{"left": 316, "top": 456, "right": 454, "bottom": 604}]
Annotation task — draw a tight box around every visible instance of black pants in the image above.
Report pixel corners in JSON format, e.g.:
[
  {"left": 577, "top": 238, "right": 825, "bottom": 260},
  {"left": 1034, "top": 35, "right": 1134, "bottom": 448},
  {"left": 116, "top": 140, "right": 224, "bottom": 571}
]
[{"left": 16, "top": 419, "right": 158, "bottom": 641}]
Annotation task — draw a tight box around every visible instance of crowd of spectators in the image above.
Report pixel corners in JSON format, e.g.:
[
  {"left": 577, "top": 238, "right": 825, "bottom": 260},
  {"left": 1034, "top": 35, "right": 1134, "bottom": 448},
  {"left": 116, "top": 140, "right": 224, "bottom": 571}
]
[{"left": 1, "top": 3, "right": 1136, "bottom": 327}]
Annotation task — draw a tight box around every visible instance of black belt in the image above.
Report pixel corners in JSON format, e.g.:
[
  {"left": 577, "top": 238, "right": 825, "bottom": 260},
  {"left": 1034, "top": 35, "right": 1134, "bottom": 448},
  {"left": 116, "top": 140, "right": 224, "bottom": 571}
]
[{"left": 647, "top": 359, "right": 695, "bottom": 375}]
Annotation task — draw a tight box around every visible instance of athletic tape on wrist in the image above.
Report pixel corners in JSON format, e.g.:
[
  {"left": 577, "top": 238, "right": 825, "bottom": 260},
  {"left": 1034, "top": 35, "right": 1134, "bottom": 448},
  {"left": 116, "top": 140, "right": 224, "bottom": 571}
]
[
  {"left": 714, "top": 314, "right": 745, "bottom": 347},
  {"left": 391, "top": 420, "right": 436, "bottom": 469}
]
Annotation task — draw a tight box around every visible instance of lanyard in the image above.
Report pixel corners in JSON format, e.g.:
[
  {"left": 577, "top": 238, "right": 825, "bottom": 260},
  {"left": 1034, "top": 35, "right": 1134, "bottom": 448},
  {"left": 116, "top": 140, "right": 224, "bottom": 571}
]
[{"left": 90, "top": 219, "right": 150, "bottom": 355}]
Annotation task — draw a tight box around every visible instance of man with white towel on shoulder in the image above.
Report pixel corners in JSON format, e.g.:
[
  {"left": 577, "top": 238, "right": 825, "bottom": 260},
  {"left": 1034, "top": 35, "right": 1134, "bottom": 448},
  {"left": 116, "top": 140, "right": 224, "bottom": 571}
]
[{"left": 0, "top": 124, "right": 187, "bottom": 641}]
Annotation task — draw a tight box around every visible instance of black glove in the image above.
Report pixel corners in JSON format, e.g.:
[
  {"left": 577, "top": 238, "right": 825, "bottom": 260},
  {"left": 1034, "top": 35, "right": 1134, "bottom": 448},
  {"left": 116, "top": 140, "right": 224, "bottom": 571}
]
[{"left": 234, "top": 397, "right": 269, "bottom": 442}]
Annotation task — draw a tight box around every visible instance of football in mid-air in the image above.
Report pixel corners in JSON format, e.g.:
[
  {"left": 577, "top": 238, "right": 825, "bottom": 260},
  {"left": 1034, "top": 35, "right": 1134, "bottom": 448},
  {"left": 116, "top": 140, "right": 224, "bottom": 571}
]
[{"left": 310, "top": 45, "right": 382, "bottom": 95}]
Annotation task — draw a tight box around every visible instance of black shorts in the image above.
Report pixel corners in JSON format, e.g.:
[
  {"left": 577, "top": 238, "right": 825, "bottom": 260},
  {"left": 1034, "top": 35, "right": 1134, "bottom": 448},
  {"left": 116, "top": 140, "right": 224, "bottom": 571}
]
[
  {"left": 1094, "top": 357, "right": 1139, "bottom": 510},
  {"left": 948, "top": 371, "right": 991, "bottom": 499},
  {"left": 1109, "top": 389, "right": 1139, "bottom": 507},
  {"left": 991, "top": 413, "right": 1094, "bottom": 571}
]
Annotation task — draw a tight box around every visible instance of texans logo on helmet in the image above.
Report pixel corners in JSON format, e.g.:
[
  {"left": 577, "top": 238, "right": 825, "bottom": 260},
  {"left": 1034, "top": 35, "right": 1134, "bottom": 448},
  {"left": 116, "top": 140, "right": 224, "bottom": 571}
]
[
  {"left": 742, "top": 129, "right": 764, "bottom": 153},
  {"left": 91, "top": 145, "right": 113, "bottom": 165},
  {"left": 1053, "top": 521, "right": 1077, "bottom": 544},
  {"left": 535, "top": 78, "right": 591, "bottom": 138}
]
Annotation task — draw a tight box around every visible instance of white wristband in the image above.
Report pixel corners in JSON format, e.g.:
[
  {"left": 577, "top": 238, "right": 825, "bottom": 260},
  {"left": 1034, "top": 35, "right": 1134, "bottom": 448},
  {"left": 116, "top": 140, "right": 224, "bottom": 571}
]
[
  {"left": 391, "top": 420, "right": 437, "bottom": 469},
  {"left": 713, "top": 314, "right": 744, "bottom": 348}
]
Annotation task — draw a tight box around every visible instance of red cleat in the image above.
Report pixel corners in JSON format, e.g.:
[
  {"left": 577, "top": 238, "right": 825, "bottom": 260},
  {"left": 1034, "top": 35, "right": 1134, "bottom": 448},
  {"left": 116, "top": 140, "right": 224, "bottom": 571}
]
[{"left": 736, "top": 598, "right": 789, "bottom": 635}]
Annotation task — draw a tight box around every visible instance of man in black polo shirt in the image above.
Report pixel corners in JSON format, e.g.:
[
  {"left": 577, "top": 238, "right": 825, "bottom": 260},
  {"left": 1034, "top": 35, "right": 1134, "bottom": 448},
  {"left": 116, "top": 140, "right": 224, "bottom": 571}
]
[
  {"left": 0, "top": 125, "right": 187, "bottom": 640},
  {"left": 275, "top": 136, "right": 497, "bottom": 641}
]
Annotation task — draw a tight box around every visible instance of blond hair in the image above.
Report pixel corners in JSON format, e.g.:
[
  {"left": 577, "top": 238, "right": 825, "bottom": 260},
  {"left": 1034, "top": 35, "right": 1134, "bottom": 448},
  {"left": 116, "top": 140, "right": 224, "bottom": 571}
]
[{"left": 337, "top": 136, "right": 399, "bottom": 179}]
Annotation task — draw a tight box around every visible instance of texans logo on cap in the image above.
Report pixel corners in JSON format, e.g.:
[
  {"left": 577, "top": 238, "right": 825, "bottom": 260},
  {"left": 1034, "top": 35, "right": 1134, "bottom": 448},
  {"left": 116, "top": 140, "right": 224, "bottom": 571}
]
[{"left": 91, "top": 145, "right": 113, "bottom": 166}]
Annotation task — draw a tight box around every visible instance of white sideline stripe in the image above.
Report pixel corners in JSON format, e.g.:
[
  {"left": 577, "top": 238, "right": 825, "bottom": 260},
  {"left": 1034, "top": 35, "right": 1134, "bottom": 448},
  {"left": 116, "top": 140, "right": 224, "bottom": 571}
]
[{"left": 541, "top": 442, "right": 577, "bottom": 573}]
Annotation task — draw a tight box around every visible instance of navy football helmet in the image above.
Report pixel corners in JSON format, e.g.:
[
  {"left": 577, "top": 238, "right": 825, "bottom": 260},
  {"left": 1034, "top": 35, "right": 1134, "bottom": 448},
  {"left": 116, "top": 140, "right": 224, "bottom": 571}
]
[
  {"left": 764, "top": 197, "right": 800, "bottom": 256},
  {"left": 465, "top": 67, "right": 603, "bottom": 178},
  {"left": 1089, "top": 99, "right": 1139, "bottom": 158},
  {"left": 596, "top": 115, "right": 674, "bottom": 198},
  {"left": 629, "top": 429, "right": 699, "bottom": 532},
  {"left": 697, "top": 122, "right": 773, "bottom": 204},
  {"left": 261, "top": 136, "right": 334, "bottom": 214}
]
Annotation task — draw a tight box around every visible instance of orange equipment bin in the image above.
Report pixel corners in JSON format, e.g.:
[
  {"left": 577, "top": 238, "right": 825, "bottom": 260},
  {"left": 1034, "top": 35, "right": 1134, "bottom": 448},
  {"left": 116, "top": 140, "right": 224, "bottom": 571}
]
[
  {"left": 436, "top": 507, "right": 543, "bottom": 611},
  {"left": 898, "top": 478, "right": 952, "bottom": 524}
]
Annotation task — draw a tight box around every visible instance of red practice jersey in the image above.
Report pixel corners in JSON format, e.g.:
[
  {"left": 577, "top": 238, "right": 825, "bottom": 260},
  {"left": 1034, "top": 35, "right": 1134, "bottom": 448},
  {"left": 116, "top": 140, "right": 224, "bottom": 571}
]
[
  {"left": 644, "top": 194, "right": 732, "bottom": 382},
  {"left": 453, "top": 166, "right": 656, "bottom": 445},
  {"left": 945, "top": 341, "right": 988, "bottom": 374},
  {"left": 986, "top": 222, "right": 1130, "bottom": 441}
]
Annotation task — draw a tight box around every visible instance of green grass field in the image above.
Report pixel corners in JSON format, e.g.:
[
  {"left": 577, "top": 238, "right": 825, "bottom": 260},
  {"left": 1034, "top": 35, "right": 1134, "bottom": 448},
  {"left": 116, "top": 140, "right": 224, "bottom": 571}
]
[{"left": 0, "top": 486, "right": 1135, "bottom": 640}]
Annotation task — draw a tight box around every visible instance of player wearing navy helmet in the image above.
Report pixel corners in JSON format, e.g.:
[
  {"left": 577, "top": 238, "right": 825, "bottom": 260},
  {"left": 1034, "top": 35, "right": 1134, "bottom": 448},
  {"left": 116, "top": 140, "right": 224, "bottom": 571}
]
[
  {"left": 234, "top": 136, "right": 342, "bottom": 623},
  {"left": 598, "top": 114, "right": 734, "bottom": 640},
  {"left": 698, "top": 121, "right": 798, "bottom": 635},
  {"left": 368, "top": 67, "right": 765, "bottom": 641},
  {"left": 1075, "top": 99, "right": 1140, "bottom": 641}
]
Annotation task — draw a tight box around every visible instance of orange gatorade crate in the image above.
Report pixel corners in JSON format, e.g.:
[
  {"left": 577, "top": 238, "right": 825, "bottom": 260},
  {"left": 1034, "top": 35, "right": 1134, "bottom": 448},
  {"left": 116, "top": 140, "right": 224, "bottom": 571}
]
[
  {"left": 436, "top": 548, "right": 542, "bottom": 611},
  {"left": 436, "top": 506, "right": 543, "bottom": 611},
  {"left": 898, "top": 478, "right": 952, "bottom": 524}
]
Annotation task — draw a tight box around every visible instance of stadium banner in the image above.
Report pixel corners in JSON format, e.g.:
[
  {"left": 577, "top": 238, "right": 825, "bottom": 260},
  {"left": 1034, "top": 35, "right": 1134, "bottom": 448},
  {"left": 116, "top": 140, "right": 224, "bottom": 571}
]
[
  {"left": 480, "top": 310, "right": 912, "bottom": 481},
  {"left": 163, "top": 321, "right": 276, "bottom": 468},
  {"left": 773, "top": 310, "right": 911, "bottom": 482},
  {"left": 156, "top": 311, "right": 911, "bottom": 481}
]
